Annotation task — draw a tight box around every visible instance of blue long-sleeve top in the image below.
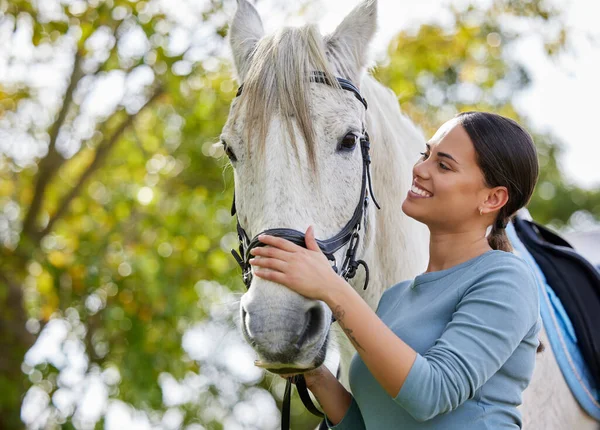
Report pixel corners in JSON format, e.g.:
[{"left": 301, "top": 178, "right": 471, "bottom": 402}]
[{"left": 326, "top": 250, "right": 541, "bottom": 429}]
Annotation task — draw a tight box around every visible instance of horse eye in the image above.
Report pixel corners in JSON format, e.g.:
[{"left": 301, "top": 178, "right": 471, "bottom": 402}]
[
  {"left": 222, "top": 140, "right": 237, "bottom": 162},
  {"left": 338, "top": 132, "right": 359, "bottom": 151}
]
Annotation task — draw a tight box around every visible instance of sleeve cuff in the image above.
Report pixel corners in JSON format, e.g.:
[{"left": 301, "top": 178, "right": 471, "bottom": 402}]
[{"left": 325, "top": 396, "right": 365, "bottom": 429}]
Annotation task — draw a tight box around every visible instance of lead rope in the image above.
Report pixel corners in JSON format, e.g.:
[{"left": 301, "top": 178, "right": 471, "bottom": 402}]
[
  {"left": 282, "top": 375, "right": 325, "bottom": 429},
  {"left": 282, "top": 378, "right": 293, "bottom": 429}
]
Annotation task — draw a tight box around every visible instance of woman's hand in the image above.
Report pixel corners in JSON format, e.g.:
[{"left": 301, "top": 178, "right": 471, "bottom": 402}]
[{"left": 249, "top": 226, "right": 342, "bottom": 302}]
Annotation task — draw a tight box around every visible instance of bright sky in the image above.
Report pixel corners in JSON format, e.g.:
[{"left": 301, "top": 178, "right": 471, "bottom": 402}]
[{"left": 259, "top": 0, "right": 600, "bottom": 190}]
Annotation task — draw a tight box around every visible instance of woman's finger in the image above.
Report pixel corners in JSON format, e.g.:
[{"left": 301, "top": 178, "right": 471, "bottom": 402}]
[
  {"left": 250, "top": 246, "right": 292, "bottom": 260},
  {"left": 249, "top": 257, "right": 287, "bottom": 272},
  {"left": 257, "top": 234, "right": 299, "bottom": 252},
  {"left": 254, "top": 268, "right": 287, "bottom": 284},
  {"left": 305, "top": 225, "right": 321, "bottom": 252}
]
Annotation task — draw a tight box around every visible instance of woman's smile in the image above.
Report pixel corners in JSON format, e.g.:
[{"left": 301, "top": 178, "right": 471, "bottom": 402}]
[{"left": 407, "top": 180, "right": 433, "bottom": 199}]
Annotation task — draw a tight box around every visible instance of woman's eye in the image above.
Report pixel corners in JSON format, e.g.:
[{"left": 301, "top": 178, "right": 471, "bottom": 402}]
[
  {"left": 438, "top": 162, "right": 450, "bottom": 171},
  {"left": 420, "top": 151, "right": 429, "bottom": 160},
  {"left": 338, "top": 132, "right": 359, "bottom": 151},
  {"left": 222, "top": 140, "right": 237, "bottom": 162}
]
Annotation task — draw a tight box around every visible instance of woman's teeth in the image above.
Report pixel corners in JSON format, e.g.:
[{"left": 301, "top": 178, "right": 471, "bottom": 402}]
[{"left": 411, "top": 184, "right": 432, "bottom": 197}]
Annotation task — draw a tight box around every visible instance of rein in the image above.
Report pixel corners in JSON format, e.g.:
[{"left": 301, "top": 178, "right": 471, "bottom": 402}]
[{"left": 230, "top": 72, "right": 379, "bottom": 429}]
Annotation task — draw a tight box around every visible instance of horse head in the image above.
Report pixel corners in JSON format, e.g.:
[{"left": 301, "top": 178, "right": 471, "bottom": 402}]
[{"left": 221, "top": 0, "right": 379, "bottom": 373}]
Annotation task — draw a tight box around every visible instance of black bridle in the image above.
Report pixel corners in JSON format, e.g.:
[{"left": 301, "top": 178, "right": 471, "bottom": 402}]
[{"left": 230, "top": 71, "right": 379, "bottom": 429}]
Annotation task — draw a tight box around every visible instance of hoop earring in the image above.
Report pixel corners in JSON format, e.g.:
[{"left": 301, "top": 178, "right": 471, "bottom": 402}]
[{"left": 479, "top": 208, "right": 483, "bottom": 216}]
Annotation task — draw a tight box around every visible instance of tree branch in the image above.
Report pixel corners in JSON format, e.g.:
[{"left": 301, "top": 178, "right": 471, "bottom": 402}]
[
  {"left": 37, "top": 87, "right": 164, "bottom": 240},
  {"left": 22, "top": 51, "right": 84, "bottom": 238},
  {"left": 0, "top": 269, "right": 35, "bottom": 352}
]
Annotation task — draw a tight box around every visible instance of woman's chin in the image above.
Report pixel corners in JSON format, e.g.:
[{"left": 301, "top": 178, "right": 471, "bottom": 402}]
[
  {"left": 402, "top": 200, "right": 428, "bottom": 224},
  {"left": 402, "top": 198, "right": 418, "bottom": 215}
]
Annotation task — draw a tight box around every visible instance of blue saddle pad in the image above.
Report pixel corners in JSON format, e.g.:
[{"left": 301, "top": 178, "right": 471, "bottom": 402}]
[{"left": 507, "top": 222, "right": 600, "bottom": 420}]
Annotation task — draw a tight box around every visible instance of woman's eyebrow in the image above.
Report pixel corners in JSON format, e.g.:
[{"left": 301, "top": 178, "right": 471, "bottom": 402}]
[
  {"left": 426, "top": 143, "right": 459, "bottom": 164},
  {"left": 438, "top": 151, "right": 459, "bottom": 164}
]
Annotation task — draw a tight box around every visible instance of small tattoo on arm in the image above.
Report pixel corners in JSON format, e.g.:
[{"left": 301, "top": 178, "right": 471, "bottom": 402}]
[{"left": 333, "top": 305, "right": 365, "bottom": 352}]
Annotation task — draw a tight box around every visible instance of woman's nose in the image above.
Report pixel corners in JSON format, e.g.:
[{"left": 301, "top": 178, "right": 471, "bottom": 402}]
[{"left": 412, "top": 158, "right": 431, "bottom": 180}]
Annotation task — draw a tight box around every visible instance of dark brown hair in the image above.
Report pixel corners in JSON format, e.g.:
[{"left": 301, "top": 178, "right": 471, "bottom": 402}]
[{"left": 455, "top": 112, "right": 539, "bottom": 252}]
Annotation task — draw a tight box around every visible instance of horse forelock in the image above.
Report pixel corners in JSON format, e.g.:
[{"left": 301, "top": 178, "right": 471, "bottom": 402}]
[{"left": 232, "top": 24, "right": 341, "bottom": 171}]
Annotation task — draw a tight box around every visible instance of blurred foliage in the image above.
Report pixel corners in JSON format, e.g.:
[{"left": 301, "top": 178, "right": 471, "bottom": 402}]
[{"left": 0, "top": 0, "right": 598, "bottom": 429}]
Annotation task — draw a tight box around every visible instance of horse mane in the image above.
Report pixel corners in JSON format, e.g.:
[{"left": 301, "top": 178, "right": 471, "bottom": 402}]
[{"left": 233, "top": 25, "right": 340, "bottom": 168}]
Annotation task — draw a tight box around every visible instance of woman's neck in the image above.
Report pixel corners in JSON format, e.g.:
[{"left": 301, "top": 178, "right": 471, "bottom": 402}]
[{"left": 426, "top": 228, "right": 492, "bottom": 273}]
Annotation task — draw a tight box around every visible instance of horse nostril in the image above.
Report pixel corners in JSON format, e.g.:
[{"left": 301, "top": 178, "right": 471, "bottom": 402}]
[{"left": 296, "top": 306, "right": 322, "bottom": 348}]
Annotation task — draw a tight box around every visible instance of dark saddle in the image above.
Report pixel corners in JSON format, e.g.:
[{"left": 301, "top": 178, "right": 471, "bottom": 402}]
[{"left": 513, "top": 215, "right": 600, "bottom": 389}]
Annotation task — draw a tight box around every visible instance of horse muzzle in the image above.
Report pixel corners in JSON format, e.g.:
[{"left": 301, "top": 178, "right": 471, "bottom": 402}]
[{"left": 240, "top": 295, "right": 329, "bottom": 367}]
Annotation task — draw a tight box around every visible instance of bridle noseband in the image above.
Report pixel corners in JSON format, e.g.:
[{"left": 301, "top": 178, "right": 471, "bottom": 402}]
[{"left": 229, "top": 71, "right": 380, "bottom": 429}]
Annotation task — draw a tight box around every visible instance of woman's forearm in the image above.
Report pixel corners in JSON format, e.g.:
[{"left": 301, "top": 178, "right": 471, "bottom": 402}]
[
  {"left": 323, "top": 277, "right": 417, "bottom": 398},
  {"left": 305, "top": 366, "right": 353, "bottom": 425}
]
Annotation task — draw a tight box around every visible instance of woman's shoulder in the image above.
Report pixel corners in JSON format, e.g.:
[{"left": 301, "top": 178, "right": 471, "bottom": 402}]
[
  {"left": 472, "top": 250, "right": 536, "bottom": 282},
  {"left": 464, "top": 250, "right": 540, "bottom": 314}
]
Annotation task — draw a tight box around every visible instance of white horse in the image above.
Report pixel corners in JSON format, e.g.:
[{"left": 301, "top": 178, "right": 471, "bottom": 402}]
[{"left": 222, "top": 1, "right": 598, "bottom": 429}]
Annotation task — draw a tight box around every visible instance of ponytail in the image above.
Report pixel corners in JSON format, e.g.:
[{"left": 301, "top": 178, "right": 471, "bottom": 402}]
[{"left": 487, "top": 216, "right": 513, "bottom": 252}]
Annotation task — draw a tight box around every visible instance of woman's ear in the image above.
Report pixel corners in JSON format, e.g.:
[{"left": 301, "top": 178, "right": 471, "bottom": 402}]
[{"left": 481, "top": 186, "right": 509, "bottom": 214}]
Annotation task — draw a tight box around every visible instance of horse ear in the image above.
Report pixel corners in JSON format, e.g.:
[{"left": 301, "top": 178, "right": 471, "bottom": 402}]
[
  {"left": 325, "top": 0, "right": 377, "bottom": 82},
  {"left": 229, "top": 0, "right": 265, "bottom": 82}
]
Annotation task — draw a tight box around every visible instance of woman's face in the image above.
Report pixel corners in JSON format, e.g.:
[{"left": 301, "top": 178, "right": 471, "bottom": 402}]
[{"left": 402, "top": 118, "right": 491, "bottom": 232}]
